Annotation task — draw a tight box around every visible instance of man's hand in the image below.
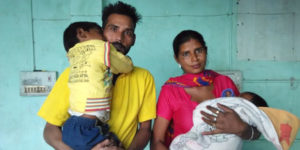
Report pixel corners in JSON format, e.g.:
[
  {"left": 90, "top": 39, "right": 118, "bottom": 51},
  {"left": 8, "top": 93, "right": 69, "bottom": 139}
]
[{"left": 92, "top": 139, "right": 124, "bottom": 150}]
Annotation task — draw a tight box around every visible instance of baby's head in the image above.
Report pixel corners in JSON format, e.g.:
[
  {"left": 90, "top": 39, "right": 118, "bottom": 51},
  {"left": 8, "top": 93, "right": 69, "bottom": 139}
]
[
  {"left": 63, "top": 21, "right": 104, "bottom": 52},
  {"left": 240, "top": 92, "right": 268, "bottom": 107}
]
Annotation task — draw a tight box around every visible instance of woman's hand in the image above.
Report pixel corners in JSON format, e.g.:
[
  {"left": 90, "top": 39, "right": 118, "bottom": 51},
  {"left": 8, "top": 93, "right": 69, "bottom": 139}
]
[{"left": 200, "top": 103, "right": 248, "bottom": 137}]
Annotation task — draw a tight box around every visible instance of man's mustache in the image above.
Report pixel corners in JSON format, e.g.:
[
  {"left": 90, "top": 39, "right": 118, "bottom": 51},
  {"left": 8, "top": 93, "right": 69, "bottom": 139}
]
[{"left": 112, "top": 42, "right": 126, "bottom": 54}]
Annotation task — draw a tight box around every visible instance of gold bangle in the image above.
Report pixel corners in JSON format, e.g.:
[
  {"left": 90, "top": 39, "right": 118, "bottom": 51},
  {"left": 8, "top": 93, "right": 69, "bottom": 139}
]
[{"left": 248, "top": 126, "right": 254, "bottom": 141}]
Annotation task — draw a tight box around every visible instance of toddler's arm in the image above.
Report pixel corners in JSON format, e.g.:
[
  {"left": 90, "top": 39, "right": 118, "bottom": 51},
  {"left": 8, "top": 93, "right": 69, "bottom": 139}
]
[{"left": 108, "top": 44, "right": 133, "bottom": 74}]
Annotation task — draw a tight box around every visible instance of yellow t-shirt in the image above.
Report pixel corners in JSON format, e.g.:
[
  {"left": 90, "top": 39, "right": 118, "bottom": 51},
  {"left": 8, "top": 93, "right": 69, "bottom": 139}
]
[
  {"left": 67, "top": 40, "right": 133, "bottom": 114},
  {"left": 37, "top": 66, "right": 156, "bottom": 149}
]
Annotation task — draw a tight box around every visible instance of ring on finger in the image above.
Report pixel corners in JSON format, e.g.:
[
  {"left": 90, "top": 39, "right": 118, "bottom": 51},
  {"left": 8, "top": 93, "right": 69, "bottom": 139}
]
[
  {"left": 213, "top": 117, "right": 217, "bottom": 122},
  {"left": 212, "top": 123, "right": 216, "bottom": 128}
]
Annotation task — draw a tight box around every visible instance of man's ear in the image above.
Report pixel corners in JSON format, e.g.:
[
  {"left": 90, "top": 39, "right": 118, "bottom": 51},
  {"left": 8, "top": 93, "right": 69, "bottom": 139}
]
[
  {"left": 131, "top": 33, "right": 136, "bottom": 46},
  {"left": 76, "top": 28, "right": 87, "bottom": 42}
]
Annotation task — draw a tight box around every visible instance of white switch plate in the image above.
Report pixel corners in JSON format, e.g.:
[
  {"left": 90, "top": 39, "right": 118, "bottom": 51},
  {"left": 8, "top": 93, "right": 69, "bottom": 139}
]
[
  {"left": 20, "top": 71, "right": 56, "bottom": 96},
  {"left": 216, "top": 70, "right": 242, "bottom": 91}
]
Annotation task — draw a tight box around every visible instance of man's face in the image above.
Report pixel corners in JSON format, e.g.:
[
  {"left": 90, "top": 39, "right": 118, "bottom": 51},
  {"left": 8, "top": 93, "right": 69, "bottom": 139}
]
[{"left": 103, "top": 13, "right": 136, "bottom": 55}]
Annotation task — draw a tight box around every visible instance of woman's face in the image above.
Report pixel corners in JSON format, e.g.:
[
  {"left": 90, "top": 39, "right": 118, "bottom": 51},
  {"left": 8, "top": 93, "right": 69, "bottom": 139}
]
[{"left": 176, "top": 38, "right": 207, "bottom": 74}]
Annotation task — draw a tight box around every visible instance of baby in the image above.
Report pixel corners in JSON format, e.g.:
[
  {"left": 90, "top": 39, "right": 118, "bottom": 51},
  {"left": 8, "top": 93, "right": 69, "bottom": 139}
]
[
  {"left": 240, "top": 91, "right": 268, "bottom": 107},
  {"left": 170, "top": 93, "right": 284, "bottom": 150}
]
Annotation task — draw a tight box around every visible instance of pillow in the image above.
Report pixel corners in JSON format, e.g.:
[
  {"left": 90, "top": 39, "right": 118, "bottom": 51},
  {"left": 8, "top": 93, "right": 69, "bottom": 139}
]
[{"left": 260, "top": 107, "right": 300, "bottom": 150}]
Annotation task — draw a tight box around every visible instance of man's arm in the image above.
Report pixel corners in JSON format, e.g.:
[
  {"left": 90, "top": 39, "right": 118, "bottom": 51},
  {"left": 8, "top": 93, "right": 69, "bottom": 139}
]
[
  {"left": 43, "top": 123, "right": 72, "bottom": 150},
  {"left": 37, "top": 68, "right": 72, "bottom": 149},
  {"left": 127, "top": 120, "right": 152, "bottom": 150}
]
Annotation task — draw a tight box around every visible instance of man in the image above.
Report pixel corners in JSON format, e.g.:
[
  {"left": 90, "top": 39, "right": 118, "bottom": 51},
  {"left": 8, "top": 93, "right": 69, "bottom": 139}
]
[{"left": 38, "top": 1, "right": 156, "bottom": 150}]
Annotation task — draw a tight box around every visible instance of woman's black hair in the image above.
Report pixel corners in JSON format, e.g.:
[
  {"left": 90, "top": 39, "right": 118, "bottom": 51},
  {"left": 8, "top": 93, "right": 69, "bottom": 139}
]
[{"left": 173, "top": 30, "right": 207, "bottom": 58}]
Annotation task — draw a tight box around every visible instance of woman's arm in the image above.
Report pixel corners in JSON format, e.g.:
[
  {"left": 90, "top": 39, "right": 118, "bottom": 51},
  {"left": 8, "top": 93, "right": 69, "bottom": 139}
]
[
  {"left": 201, "top": 103, "right": 260, "bottom": 140},
  {"left": 151, "top": 117, "right": 170, "bottom": 150},
  {"left": 185, "top": 77, "right": 260, "bottom": 140},
  {"left": 238, "top": 124, "right": 261, "bottom": 140}
]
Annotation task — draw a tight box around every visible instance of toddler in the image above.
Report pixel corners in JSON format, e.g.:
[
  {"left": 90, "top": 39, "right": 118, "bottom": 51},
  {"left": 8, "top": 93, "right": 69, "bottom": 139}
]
[{"left": 62, "top": 21, "right": 133, "bottom": 150}]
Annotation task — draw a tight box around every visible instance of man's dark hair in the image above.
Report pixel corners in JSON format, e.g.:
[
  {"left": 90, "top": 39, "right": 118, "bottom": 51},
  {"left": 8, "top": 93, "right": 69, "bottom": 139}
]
[
  {"left": 173, "top": 30, "right": 207, "bottom": 58},
  {"left": 102, "top": 1, "right": 141, "bottom": 29},
  {"left": 244, "top": 91, "right": 269, "bottom": 107},
  {"left": 63, "top": 21, "right": 102, "bottom": 52}
]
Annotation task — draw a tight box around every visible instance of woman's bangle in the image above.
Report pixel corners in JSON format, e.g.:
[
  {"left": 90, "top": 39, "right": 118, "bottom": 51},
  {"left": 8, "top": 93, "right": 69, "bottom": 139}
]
[{"left": 248, "top": 126, "right": 254, "bottom": 141}]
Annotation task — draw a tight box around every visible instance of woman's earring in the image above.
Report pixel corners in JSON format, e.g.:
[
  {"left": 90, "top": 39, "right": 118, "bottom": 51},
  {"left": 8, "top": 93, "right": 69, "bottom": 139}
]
[{"left": 178, "top": 64, "right": 181, "bottom": 68}]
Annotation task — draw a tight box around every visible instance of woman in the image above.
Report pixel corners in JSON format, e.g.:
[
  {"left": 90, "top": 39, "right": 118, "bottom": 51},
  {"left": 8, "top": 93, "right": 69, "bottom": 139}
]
[{"left": 152, "top": 30, "right": 259, "bottom": 150}]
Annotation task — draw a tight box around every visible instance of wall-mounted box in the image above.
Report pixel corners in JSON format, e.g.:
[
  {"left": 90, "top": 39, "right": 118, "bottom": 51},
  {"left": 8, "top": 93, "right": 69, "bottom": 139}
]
[{"left": 20, "top": 71, "right": 56, "bottom": 96}]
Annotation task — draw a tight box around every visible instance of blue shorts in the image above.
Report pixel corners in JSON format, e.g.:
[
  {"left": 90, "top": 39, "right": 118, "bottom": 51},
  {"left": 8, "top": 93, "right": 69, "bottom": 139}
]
[{"left": 62, "top": 116, "right": 112, "bottom": 150}]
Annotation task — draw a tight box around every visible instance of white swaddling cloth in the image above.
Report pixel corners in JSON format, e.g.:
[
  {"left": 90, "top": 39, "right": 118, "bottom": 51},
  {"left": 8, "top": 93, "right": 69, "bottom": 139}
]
[{"left": 170, "top": 97, "right": 282, "bottom": 150}]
